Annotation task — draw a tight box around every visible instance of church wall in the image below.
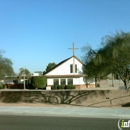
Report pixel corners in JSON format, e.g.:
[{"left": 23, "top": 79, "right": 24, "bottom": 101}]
[
  {"left": 46, "top": 77, "right": 94, "bottom": 89},
  {"left": 73, "top": 77, "right": 86, "bottom": 85},
  {"left": 47, "top": 79, "right": 53, "bottom": 86},
  {"left": 73, "top": 78, "right": 80, "bottom": 84},
  {"left": 46, "top": 57, "right": 83, "bottom": 75},
  {"left": 47, "top": 78, "right": 84, "bottom": 86},
  {"left": 80, "top": 77, "right": 85, "bottom": 84}
]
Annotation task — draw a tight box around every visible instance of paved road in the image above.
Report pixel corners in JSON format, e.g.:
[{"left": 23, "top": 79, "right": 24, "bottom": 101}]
[
  {"left": 0, "top": 106, "right": 129, "bottom": 119},
  {"left": 0, "top": 115, "right": 119, "bottom": 130}
]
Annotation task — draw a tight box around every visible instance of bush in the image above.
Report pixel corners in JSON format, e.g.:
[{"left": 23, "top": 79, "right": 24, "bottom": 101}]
[
  {"left": 96, "top": 83, "right": 100, "bottom": 88},
  {"left": 31, "top": 76, "right": 47, "bottom": 89},
  {"left": 57, "top": 85, "right": 65, "bottom": 89},
  {"left": 65, "top": 85, "right": 75, "bottom": 89},
  {"left": 51, "top": 85, "right": 75, "bottom": 90},
  {"left": 51, "top": 85, "right": 57, "bottom": 90},
  {"left": 0, "top": 83, "right": 5, "bottom": 89},
  {"left": 26, "top": 84, "right": 35, "bottom": 89}
]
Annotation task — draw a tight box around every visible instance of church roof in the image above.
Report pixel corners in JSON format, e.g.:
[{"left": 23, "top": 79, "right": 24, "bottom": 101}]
[{"left": 44, "top": 56, "right": 83, "bottom": 75}]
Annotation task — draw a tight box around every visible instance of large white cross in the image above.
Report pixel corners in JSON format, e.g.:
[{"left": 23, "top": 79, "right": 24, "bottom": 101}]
[
  {"left": 68, "top": 43, "right": 79, "bottom": 74},
  {"left": 68, "top": 42, "right": 79, "bottom": 56}
]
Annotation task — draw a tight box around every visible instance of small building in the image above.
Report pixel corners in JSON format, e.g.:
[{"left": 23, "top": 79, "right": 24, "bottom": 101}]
[
  {"left": 33, "top": 71, "right": 43, "bottom": 76},
  {"left": 44, "top": 56, "right": 95, "bottom": 89},
  {"left": 3, "top": 76, "right": 30, "bottom": 89}
]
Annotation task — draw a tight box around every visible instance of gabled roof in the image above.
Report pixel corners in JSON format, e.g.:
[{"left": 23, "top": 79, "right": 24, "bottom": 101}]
[{"left": 44, "top": 55, "right": 83, "bottom": 75}]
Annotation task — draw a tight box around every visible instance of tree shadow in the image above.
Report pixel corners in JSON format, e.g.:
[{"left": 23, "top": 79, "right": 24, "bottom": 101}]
[
  {"left": 122, "top": 102, "right": 130, "bottom": 107},
  {"left": 1, "top": 92, "right": 22, "bottom": 103},
  {"left": 0, "top": 90, "right": 110, "bottom": 107},
  {"left": 88, "top": 93, "right": 130, "bottom": 107}
]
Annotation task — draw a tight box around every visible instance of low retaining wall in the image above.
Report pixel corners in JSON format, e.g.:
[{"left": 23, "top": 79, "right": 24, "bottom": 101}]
[
  {"left": 5, "top": 84, "right": 24, "bottom": 89},
  {"left": 0, "top": 90, "right": 130, "bottom": 107}
]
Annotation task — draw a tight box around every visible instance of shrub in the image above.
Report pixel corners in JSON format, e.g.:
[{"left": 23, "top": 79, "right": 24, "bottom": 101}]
[
  {"left": 65, "top": 85, "right": 75, "bottom": 89},
  {"left": 0, "top": 83, "right": 5, "bottom": 89},
  {"left": 31, "top": 76, "right": 47, "bottom": 89},
  {"left": 27, "top": 84, "right": 35, "bottom": 89},
  {"left": 51, "top": 85, "right": 57, "bottom": 90},
  {"left": 57, "top": 85, "right": 65, "bottom": 89},
  {"left": 96, "top": 83, "right": 100, "bottom": 88}
]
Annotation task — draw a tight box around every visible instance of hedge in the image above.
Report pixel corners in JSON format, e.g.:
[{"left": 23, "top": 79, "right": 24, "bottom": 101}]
[
  {"left": 57, "top": 85, "right": 65, "bottom": 89},
  {"left": 0, "top": 83, "right": 5, "bottom": 89},
  {"left": 51, "top": 85, "right": 75, "bottom": 89},
  {"left": 31, "top": 76, "right": 47, "bottom": 89},
  {"left": 96, "top": 83, "right": 100, "bottom": 88},
  {"left": 51, "top": 85, "right": 57, "bottom": 90},
  {"left": 65, "top": 85, "right": 75, "bottom": 89}
]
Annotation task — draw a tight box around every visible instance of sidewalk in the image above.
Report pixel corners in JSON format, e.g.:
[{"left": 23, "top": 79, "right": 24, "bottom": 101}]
[{"left": 0, "top": 106, "right": 129, "bottom": 119}]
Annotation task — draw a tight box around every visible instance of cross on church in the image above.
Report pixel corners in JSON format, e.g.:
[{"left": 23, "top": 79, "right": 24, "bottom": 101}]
[
  {"left": 68, "top": 42, "right": 79, "bottom": 56},
  {"left": 68, "top": 43, "right": 79, "bottom": 74}
]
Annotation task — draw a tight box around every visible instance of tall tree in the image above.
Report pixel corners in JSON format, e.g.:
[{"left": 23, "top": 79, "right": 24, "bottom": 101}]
[
  {"left": 82, "top": 46, "right": 98, "bottom": 85},
  {"left": 0, "top": 51, "right": 14, "bottom": 79},
  {"left": 83, "top": 31, "right": 130, "bottom": 89},
  {"left": 43, "top": 62, "right": 56, "bottom": 74}
]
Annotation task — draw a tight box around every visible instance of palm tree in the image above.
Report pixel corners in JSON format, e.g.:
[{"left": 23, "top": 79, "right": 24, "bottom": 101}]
[{"left": 19, "top": 68, "right": 31, "bottom": 89}]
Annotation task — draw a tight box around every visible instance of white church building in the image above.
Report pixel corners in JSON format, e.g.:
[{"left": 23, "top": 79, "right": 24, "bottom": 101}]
[
  {"left": 44, "top": 56, "right": 88, "bottom": 89},
  {"left": 45, "top": 43, "right": 95, "bottom": 89}
]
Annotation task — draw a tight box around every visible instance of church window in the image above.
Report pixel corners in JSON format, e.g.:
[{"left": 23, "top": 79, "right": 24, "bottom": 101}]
[
  {"left": 70, "top": 64, "right": 73, "bottom": 73},
  {"left": 70, "top": 64, "right": 77, "bottom": 73},
  {"left": 60, "top": 79, "right": 66, "bottom": 85},
  {"left": 67, "top": 79, "right": 73, "bottom": 85},
  {"left": 54, "top": 79, "right": 59, "bottom": 86}
]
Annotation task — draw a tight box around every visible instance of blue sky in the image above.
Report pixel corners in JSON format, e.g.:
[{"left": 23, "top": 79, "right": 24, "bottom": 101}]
[{"left": 0, "top": 0, "right": 130, "bottom": 74}]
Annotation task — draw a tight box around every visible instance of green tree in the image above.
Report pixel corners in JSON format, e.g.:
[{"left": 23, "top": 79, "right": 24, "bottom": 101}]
[
  {"left": 82, "top": 46, "right": 105, "bottom": 86},
  {"left": 0, "top": 51, "right": 14, "bottom": 79},
  {"left": 109, "top": 32, "right": 130, "bottom": 89},
  {"left": 82, "top": 46, "right": 98, "bottom": 85},
  {"left": 100, "top": 32, "right": 130, "bottom": 89},
  {"left": 31, "top": 76, "right": 47, "bottom": 89},
  {"left": 43, "top": 62, "right": 56, "bottom": 74},
  {"left": 83, "top": 31, "right": 130, "bottom": 89}
]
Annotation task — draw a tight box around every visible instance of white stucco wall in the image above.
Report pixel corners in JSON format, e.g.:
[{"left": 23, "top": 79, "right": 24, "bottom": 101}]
[
  {"left": 45, "top": 57, "right": 83, "bottom": 75},
  {"left": 47, "top": 79, "right": 53, "bottom": 86},
  {"left": 73, "top": 77, "right": 85, "bottom": 85},
  {"left": 47, "top": 77, "right": 85, "bottom": 86},
  {"left": 46, "top": 57, "right": 86, "bottom": 87}
]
